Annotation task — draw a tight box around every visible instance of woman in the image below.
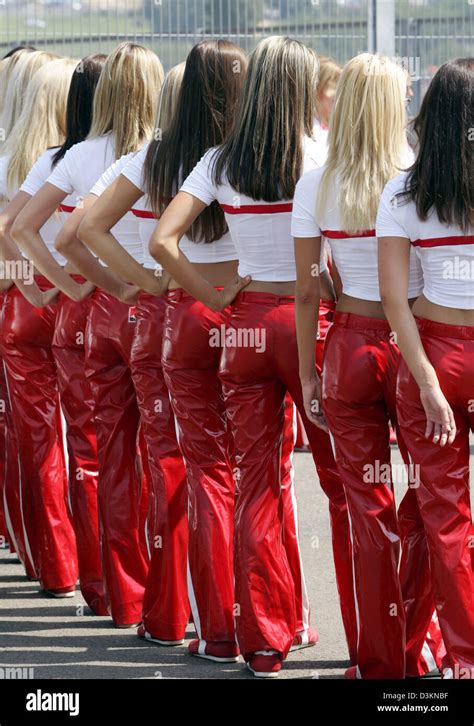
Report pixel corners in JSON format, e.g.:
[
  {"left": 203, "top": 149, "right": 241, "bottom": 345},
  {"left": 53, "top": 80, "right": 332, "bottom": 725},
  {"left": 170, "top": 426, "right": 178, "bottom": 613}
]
[
  {"left": 79, "top": 42, "right": 247, "bottom": 654},
  {"left": 146, "top": 36, "right": 354, "bottom": 678},
  {"left": 3, "top": 54, "right": 108, "bottom": 612},
  {"left": 314, "top": 55, "right": 341, "bottom": 133},
  {"left": 0, "top": 57, "right": 79, "bottom": 595},
  {"left": 11, "top": 42, "right": 164, "bottom": 626},
  {"left": 377, "top": 59, "right": 473, "bottom": 679},
  {"left": 292, "top": 53, "right": 445, "bottom": 679}
]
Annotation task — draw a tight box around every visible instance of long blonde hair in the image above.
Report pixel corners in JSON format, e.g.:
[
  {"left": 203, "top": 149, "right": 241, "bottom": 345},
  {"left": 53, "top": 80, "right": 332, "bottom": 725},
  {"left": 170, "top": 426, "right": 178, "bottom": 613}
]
[
  {"left": 5, "top": 58, "right": 77, "bottom": 195},
  {"left": 213, "top": 36, "right": 319, "bottom": 201},
  {"left": 0, "top": 51, "right": 58, "bottom": 149},
  {"left": 317, "top": 53, "right": 407, "bottom": 232},
  {"left": 155, "top": 62, "right": 186, "bottom": 132},
  {"left": 89, "top": 42, "right": 164, "bottom": 159}
]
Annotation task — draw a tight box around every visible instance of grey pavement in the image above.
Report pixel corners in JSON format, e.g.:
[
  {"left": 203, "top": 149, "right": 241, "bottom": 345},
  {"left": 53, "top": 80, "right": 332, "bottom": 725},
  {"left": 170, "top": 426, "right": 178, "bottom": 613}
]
[{"left": 0, "top": 445, "right": 472, "bottom": 680}]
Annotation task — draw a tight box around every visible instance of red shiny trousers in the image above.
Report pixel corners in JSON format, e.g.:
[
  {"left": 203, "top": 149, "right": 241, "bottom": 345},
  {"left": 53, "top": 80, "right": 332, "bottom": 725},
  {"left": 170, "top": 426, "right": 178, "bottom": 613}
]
[
  {"left": 85, "top": 290, "right": 149, "bottom": 625},
  {"left": 162, "top": 288, "right": 234, "bottom": 645},
  {"left": 130, "top": 292, "right": 189, "bottom": 641},
  {"left": 397, "top": 318, "right": 474, "bottom": 677},
  {"left": 322, "top": 311, "right": 441, "bottom": 678},
  {"left": 280, "top": 300, "right": 337, "bottom": 640},
  {"left": 52, "top": 288, "right": 107, "bottom": 614},
  {"left": 219, "top": 292, "right": 355, "bottom": 661},
  {"left": 1, "top": 279, "right": 78, "bottom": 590}
]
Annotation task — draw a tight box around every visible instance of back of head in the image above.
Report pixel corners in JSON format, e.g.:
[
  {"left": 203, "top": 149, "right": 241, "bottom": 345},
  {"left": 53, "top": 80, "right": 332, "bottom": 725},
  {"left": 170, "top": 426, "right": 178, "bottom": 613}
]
[
  {"left": 155, "top": 62, "right": 186, "bottom": 133},
  {"left": 53, "top": 53, "right": 108, "bottom": 167},
  {"left": 144, "top": 38, "right": 248, "bottom": 243},
  {"left": 5, "top": 57, "right": 77, "bottom": 195},
  {"left": 214, "top": 36, "right": 319, "bottom": 202},
  {"left": 89, "top": 42, "right": 165, "bottom": 158},
  {"left": 1, "top": 50, "right": 59, "bottom": 146},
  {"left": 318, "top": 53, "right": 408, "bottom": 233},
  {"left": 317, "top": 56, "right": 342, "bottom": 98},
  {"left": 404, "top": 59, "right": 473, "bottom": 232}
]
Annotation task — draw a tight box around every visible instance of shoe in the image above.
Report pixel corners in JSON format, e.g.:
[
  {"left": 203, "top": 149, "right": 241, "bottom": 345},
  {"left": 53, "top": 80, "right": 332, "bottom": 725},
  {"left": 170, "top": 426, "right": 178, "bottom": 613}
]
[
  {"left": 115, "top": 622, "right": 142, "bottom": 629},
  {"left": 137, "top": 623, "right": 184, "bottom": 646},
  {"left": 290, "top": 628, "right": 318, "bottom": 652},
  {"left": 42, "top": 587, "right": 75, "bottom": 598},
  {"left": 189, "top": 639, "right": 239, "bottom": 663},
  {"left": 345, "top": 665, "right": 359, "bottom": 679},
  {"left": 247, "top": 651, "right": 281, "bottom": 678}
]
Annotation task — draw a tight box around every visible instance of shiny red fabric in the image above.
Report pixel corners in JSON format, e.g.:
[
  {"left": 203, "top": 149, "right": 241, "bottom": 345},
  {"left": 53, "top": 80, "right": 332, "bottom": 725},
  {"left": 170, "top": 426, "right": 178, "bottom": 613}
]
[
  {"left": 397, "top": 317, "right": 474, "bottom": 677},
  {"left": 219, "top": 292, "right": 354, "bottom": 661},
  {"left": 1, "top": 278, "right": 78, "bottom": 590},
  {"left": 85, "top": 289, "right": 148, "bottom": 626},
  {"left": 323, "top": 312, "right": 405, "bottom": 678},
  {"left": 131, "top": 292, "right": 189, "bottom": 641},
  {"left": 52, "top": 288, "right": 107, "bottom": 614},
  {"left": 162, "top": 288, "right": 234, "bottom": 643}
]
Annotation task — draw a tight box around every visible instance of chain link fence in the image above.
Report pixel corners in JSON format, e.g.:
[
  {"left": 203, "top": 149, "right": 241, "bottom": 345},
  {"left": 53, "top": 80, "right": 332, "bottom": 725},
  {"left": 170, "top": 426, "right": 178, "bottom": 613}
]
[{"left": 1, "top": 1, "right": 473, "bottom": 111}]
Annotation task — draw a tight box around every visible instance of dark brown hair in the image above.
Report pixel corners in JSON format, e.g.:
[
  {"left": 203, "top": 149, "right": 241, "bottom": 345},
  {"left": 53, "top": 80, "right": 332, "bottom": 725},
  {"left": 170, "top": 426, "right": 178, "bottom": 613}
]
[
  {"left": 143, "top": 39, "right": 247, "bottom": 243},
  {"left": 52, "top": 54, "right": 107, "bottom": 167},
  {"left": 401, "top": 59, "right": 473, "bottom": 232}
]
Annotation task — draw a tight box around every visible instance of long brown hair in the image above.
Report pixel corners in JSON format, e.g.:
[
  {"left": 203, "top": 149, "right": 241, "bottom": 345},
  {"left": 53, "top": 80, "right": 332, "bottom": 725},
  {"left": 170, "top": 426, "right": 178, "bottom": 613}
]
[
  {"left": 212, "top": 36, "right": 319, "bottom": 202},
  {"left": 143, "top": 39, "right": 247, "bottom": 243},
  {"left": 400, "top": 59, "right": 473, "bottom": 232}
]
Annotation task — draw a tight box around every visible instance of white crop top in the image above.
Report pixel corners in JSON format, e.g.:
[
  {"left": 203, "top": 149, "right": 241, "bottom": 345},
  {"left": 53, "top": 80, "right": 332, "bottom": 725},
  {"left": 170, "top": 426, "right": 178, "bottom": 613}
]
[
  {"left": 377, "top": 173, "right": 473, "bottom": 310},
  {"left": 180, "top": 137, "right": 327, "bottom": 282},
  {"left": 120, "top": 143, "right": 237, "bottom": 265},
  {"left": 292, "top": 166, "right": 423, "bottom": 300},
  {"left": 0, "top": 150, "right": 72, "bottom": 266},
  {"left": 47, "top": 133, "right": 144, "bottom": 265}
]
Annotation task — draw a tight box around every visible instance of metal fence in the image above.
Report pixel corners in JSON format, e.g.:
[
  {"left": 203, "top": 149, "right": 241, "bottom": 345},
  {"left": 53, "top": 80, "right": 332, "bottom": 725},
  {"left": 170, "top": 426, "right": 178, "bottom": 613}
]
[{"left": 1, "top": 1, "right": 473, "bottom": 111}]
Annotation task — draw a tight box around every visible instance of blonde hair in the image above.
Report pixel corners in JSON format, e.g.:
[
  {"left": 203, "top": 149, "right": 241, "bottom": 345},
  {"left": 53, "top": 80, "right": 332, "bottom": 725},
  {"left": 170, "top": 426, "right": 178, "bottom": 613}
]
[
  {"left": 5, "top": 58, "right": 77, "bottom": 195},
  {"left": 155, "top": 62, "right": 185, "bottom": 131},
  {"left": 317, "top": 53, "right": 407, "bottom": 232},
  {"left": 0, "top": 51, "right": 58, "bottom": 149},
  {"left": 0, "top": 50, "right": 31, "bottom": 120},
  {"left": 214, "top": 36, "right": 319, "bottom": 201},
  {"left": 317, "top": 56, "right": 342, "bottom": 99},
  {"left": 89, "top": 42, "right": 164, "bottom": 158}
]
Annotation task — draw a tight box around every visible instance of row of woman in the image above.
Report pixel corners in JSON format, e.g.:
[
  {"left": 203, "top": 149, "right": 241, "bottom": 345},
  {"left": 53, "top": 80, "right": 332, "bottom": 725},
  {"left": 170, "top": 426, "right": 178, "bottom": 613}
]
[{"left": 0, "top": 39, "right": 471, "bottom": 679}]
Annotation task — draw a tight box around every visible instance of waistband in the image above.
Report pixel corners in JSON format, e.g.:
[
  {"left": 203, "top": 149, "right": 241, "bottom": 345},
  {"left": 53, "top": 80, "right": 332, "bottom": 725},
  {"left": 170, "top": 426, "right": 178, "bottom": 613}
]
[
  {"left": 332, "top": 311, "right": 391, "bottom": 332},
  {"left": 167, "top": 286, "right": 225, "bottom": 303},
  {"left": 234, "top": 291, "right": 296, "bottom": 306},
  {"left": 415, "top": 316, "right": 474, "bottom": 340}
]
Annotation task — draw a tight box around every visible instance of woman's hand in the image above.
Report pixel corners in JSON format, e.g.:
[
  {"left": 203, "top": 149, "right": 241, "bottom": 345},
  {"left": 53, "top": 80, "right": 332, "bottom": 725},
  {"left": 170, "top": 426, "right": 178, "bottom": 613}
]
[
  {"left": 118, "top": 283, "right": 142, "bottom": 305},
  {"left": 210, "top": 274, "right": 252, "bottom": 311},
  {"left": 76, "top": 281, "right": 96, "bottom": 302},
  {"left": 301, "top": 374, "right": 329, "bottom": 432},
  {"left": 419, "top": 385, "right": 456, "bottom": 446}
]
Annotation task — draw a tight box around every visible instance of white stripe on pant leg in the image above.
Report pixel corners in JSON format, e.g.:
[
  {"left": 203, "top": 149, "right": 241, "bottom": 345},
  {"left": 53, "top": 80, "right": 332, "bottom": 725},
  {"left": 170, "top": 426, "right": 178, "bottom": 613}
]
[
  {"left": 328, "top": 430, "right": 362, "bottom": 679},
  {"left": 58, "top": 399, "right": 73, "bottom": 517},
  {"left": 3, "top": 362, "right": 36, "bottom": 574},
  {"left": 288, "top": 402, "right": 310, "bottom": 635},
  {"left": 172, "top": 404, "right": 204, "bottom": 646}
]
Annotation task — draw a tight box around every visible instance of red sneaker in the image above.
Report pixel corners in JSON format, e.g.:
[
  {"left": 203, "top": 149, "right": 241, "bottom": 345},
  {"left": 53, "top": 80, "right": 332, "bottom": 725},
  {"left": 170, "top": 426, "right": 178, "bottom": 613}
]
[
  {"left": 345, "top": 665, "right": 359, "bottom": 679},
  {"left": 247, "top": 651, "right": 282, "bottom": 678},
  {"left": 137, "top": 623, "right": 184, "bottom": 646},
  {"left": 290, "top": 628, "right": 319, "bottom": 652},
  {"left": 189, "top": 639, "right": 240, "bottom": 663}
]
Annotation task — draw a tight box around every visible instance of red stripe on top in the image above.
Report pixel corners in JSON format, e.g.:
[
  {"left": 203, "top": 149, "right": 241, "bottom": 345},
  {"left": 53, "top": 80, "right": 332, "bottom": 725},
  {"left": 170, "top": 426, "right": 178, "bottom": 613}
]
[
  {"left": 131, "top": 209, "right": 159, "bottom": 219},
  {"left": 412, "top": 235, "right": 474, "bottom": 248},
  {"left": 220, "top": 202, "right": 293, "bottom": 215},
  {"left": 59, "top": 204, "right": 75, "bottom": 213},
  {"left": 321, "top": 229, "right": 376, "bottom": 239}
]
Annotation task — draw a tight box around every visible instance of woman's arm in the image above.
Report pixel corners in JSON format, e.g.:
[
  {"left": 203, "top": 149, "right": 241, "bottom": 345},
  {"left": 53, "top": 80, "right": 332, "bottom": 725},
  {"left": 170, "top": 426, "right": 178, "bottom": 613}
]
[
  {"left": 0, "top": 191, "right": 59, "bottom": 307},
  {"left": 149, "top": 191, "right": 250, "bottom": 311},
  {"left": 11, "top": 183, "right": 92, "bottom": 302},
  {"left": 294, "top": 235, "right": 328, "bottom": 431},
  {"left": 379, "top": 235, "right": 456, "bottom": 446},
  {"left": 55, "top": 194, "right": 140, "bottom": 302},
  {"left": 78, "top": 175, "right": 166, "bottom": 297}
]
